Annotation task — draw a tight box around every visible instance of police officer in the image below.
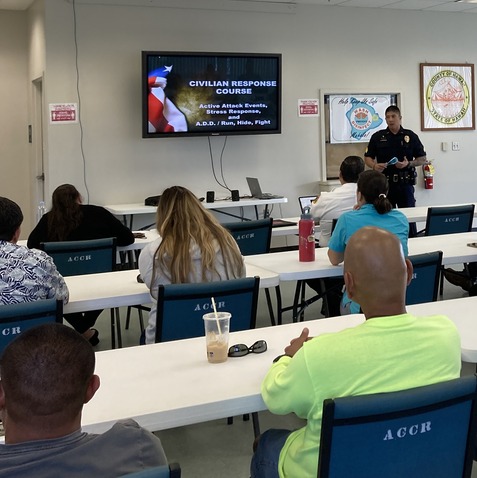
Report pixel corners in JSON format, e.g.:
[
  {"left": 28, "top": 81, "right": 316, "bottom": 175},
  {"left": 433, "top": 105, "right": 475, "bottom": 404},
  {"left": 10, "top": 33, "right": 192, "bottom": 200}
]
[{"left": 364, "top": 105, "right": 429, "bottom": 236}]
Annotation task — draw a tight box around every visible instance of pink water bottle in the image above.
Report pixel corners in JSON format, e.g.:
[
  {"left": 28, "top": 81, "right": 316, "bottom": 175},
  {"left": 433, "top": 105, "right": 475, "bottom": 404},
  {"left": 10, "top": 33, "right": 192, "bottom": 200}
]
[{"left": 299, "top": 208, "right": 315, "bottom": 262}]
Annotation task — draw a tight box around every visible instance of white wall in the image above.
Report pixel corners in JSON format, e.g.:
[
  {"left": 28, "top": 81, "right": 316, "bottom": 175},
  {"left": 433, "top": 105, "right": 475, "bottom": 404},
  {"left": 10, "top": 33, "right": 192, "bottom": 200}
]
[
  {"left": 14, "top": 1, "right": 477, "bottom": 233},
  {"left": 0, "top": 11, "right": 30, "bottom": 229}
]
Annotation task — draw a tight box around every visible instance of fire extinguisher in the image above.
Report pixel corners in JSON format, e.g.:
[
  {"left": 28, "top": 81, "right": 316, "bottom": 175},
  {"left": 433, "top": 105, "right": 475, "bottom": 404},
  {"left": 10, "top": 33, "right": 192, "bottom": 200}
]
[{"left": 423, "top": 161, "right": 435, "bottom": 190}]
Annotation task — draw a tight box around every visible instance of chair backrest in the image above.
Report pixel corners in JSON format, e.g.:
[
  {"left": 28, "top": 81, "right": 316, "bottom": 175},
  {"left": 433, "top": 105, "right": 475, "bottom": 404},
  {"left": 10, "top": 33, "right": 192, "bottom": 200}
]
[
  {"left": 120, "top": 463, "right": 181, "bottom": 478},
  {"left": 318, "top": 375, "right": 477, "bottom": 478},
  {"left": 425, "top": 204, "right": 475, "bottom": 236},
  {"left": 224, "top": 218, "right": 272, "bottom": 255},
  {"left": 0, "top": 299, "right": 63, "bottom": 356},
  {"left": 40, "top": 238, "right": 117, "bottom": 276},
  {"left": 405, "top": 250, "right": 443, "bottom": 305},
  {"left": 155, "top": 277, "right": 260, "bottom": 342}
]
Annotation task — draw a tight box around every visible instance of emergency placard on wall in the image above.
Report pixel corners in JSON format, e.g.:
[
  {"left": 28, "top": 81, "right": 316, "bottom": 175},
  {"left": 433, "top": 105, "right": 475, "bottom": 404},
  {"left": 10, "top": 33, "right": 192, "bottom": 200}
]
[
  {"left": 49, "top": 103, "right": 78, "bottom": 124},
  {"left": 298, "top": 99, "right": 319, "bottom": 117}
]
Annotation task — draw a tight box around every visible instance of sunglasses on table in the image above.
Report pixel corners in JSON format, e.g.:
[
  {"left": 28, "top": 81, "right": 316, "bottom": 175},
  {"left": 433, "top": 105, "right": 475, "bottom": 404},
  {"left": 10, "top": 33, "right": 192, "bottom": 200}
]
[{"left": 228, "top": 340, "right": 267, "bottom": 357}]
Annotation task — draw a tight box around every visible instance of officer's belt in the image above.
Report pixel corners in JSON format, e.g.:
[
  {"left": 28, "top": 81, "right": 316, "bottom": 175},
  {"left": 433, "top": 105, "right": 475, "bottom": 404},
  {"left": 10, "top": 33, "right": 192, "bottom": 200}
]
[{"left": 384, "top": 167, "right": 416, "bottom": 185}]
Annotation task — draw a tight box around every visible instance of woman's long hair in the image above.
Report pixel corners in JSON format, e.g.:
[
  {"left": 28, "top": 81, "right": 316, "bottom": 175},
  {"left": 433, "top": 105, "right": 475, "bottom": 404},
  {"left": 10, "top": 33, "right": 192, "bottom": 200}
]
[
  {"left": 152, "top": 186, "right": 244, "bottom": 285},
  {"left": 47, "top": 184, "right": 83, "bottom": 241},
  {"left": 357, "top": 170, "right": 392, "bottom": 215}
]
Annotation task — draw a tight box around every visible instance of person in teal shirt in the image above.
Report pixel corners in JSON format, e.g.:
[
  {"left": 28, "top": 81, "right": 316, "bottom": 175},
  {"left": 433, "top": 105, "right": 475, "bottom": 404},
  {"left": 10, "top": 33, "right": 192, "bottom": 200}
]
[
  {"left": 251, "top": 227, "right": 461, "bottom": 478},
  {"left": 328, "top": 169, "right": 409, "bottom": 314}
]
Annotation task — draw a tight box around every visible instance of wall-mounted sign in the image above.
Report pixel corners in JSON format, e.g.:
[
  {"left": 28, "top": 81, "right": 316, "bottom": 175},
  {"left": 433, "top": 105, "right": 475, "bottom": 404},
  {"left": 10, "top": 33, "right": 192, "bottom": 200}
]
[
  {"left": 49, "top": 103, "right": 78, "bottom": 124},
  {"left": 298, "top": 99, "right": 319, "bottom": 117},
  {"left": 329, "top": 95, "right": 392, "bottom": 143}
]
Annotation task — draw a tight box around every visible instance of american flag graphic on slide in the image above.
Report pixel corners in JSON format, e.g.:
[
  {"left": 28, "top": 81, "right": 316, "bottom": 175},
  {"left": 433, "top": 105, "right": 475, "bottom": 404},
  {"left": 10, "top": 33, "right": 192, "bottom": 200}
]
[{"left": 148, "top": 65, "right": 188, "bottom": 133}]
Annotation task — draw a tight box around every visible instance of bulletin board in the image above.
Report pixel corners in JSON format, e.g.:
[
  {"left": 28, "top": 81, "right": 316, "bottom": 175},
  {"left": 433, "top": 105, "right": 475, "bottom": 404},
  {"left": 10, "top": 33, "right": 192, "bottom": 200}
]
[{"left": 320, "top": 91, "right": 400, "bottom": 181}]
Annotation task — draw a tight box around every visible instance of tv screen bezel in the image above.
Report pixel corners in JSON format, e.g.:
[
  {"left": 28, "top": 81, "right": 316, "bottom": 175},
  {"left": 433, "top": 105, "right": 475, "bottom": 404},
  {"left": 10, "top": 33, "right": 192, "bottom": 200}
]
[{"left": 142, "top": 51, "right": 282, "bottom": 139}]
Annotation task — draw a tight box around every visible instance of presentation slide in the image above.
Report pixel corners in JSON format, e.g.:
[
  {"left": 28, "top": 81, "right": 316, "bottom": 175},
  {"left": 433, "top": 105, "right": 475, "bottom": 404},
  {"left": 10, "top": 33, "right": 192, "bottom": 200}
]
[{"left": 145, "top": 54, "right": 280, "bottom": 135}]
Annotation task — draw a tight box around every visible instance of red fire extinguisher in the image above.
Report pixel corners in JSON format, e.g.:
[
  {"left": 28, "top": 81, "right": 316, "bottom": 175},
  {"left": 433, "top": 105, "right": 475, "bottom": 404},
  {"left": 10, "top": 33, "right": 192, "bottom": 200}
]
[{"left": 423, "top": 162, "right": 435, "bottom": 190}]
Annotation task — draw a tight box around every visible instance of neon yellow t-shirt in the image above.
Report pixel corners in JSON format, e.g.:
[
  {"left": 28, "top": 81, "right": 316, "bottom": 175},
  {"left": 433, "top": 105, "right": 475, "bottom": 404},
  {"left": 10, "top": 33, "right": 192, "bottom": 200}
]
[{"left": 261, "top": 314, "right": 461, "bottom": 478}]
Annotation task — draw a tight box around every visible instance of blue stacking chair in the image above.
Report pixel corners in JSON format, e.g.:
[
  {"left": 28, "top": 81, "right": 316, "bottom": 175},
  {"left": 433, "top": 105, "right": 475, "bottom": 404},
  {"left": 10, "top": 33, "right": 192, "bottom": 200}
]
[
  {"left": 120, "top": 463, "right": 181, "bottom": 478},
  {"left": 405, "top": 250, "right": 443, "bottom": 305},
  {"left": 155, "top": 277, "right": 259, "bottom": 342},
  {"left": 421, "top": 205, "right": 475, "bottom": 296},
  {"left": 40, "top": 238, "right": 122, "bottom": 348},
  {"left": 423, "top": 204, "right": 475, "bottom": 237},
  {"left": 0, "top": 299, "right": 63, "bottom": 356},
  {"left": 224, "top": 218, "right": 281, "bottom": 325},
  {"left": 224, "top": 218, "right": 272, "bottom": 255},
  {"left": 155, "top": 276, "right": 260, "bottom": 437},
  {"left": 318, "top": 375, "right": 477, "bottom": 478}
]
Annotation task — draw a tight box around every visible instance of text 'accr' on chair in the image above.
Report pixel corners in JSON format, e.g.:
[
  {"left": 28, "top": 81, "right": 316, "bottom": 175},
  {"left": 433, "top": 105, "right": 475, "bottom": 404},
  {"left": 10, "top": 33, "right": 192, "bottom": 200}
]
[
  {"left": 40, "top": 238, "right": 122, "bottom": 348},
  {"left": 318, "top": 375, "right": 477, "bottom": 478},
  {"left": 0, "top": 298, "right": 63, "bottom": 357},
  {"left": 224, "top": 218, "right": 280, "bottom": 325}
]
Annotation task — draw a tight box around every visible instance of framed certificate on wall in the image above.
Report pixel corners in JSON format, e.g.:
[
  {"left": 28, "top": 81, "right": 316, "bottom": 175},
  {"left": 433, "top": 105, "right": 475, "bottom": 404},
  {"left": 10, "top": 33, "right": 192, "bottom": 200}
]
[{"left": 420, "top": 63, "right": 475, "bottom": 131}]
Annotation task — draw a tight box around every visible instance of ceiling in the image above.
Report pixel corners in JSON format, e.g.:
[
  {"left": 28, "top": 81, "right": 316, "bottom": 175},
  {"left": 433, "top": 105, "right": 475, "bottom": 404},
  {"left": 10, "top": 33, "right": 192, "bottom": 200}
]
[{"left": 2, "top": 0, "right": 477, "bottom": 13}]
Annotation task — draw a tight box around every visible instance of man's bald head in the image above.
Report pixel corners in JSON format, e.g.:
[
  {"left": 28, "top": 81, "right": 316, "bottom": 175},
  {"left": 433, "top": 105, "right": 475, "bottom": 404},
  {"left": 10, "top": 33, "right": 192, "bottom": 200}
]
[{"left": 344, "top": 227, "right": 412, "bottom": 318}]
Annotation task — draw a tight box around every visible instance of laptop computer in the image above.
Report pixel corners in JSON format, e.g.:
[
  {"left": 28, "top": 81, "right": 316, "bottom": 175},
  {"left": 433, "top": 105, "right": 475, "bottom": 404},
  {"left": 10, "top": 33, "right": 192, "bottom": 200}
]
[
  {"left": 246, "top": 177, "right": 283, "bottom": 200},
  {"left": 299, "top": 195, "right": 317, "bottom": 213}
]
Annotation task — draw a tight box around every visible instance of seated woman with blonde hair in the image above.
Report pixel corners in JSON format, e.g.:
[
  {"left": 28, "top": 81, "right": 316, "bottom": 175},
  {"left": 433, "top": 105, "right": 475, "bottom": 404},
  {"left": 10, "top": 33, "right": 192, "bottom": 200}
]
[{"left": 139, "top": 186, "right": 246, "bottom": 344}]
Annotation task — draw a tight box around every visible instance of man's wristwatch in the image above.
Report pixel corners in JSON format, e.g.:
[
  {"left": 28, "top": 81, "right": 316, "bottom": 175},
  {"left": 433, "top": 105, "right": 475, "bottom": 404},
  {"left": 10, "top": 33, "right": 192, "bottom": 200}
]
[{"left": 273, "top": 354, "right": 288, "bottom": 363}]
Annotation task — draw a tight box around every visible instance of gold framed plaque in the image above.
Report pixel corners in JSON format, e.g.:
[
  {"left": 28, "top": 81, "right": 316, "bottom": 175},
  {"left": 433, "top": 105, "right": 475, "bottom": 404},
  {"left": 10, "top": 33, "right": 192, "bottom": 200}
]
[{"left": 420, "top": 63, "right": 474, "bottom": 131}]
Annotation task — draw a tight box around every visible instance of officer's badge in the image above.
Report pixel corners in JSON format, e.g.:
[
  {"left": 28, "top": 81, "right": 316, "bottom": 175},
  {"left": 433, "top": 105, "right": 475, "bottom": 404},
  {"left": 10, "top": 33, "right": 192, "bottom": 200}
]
[{"left": 404, "top": 135, "right": 410, "bottom": 143}]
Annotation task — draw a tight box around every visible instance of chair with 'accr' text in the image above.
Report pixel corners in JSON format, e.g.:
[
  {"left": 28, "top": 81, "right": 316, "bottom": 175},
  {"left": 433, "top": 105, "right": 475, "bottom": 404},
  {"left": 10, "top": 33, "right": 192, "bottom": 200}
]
[
  {"left": 119, "top": 463, "right": 181, "bottom": 478},
  {"left": 155, "top": 276, "right": 260, "bottom": 436},
  {"left": 318, "top": 375, "right": 477, "bottom": 478},
  {"left": 420, "top": 204, "right": 475, "bottom": 296},
  {"left": 0, "top": 299, "right": 63, "bottom": 356},
  {"left": 224, "top": 218, "right": 281, "bottom": 325},
  {"left": 40, "top": 238, "right": 122, "bottom": 348},
  {"left": 405, "top": 250, "right": 443, "bottom": 305}
]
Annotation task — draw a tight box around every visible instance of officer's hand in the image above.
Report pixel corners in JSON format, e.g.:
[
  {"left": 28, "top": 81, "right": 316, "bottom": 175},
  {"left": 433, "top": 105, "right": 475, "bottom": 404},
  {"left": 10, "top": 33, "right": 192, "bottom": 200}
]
[
  {"left": 284, "top": 328, "right": 311, "bottom": 358},
  {"left": 373, "top": 162, "right": 387, "bottom": 172},
  {"left": 395, "top": 156, "right": 410, "bottom": 169}
]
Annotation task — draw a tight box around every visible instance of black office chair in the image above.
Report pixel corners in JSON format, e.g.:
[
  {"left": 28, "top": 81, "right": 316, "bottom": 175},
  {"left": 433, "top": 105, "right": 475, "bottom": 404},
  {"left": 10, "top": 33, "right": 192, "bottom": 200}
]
[
  {"left": 318, "top": 375, "right": 477, "bottom": 478},
  {"left": 119, "top": 463, "right": 181, "bottom": 477},
  {"left": 154, "top": 277, "right": 261, "bottom": 437},
  {"left": 40, "top": 238, "right": 123, "bottom": 348},
  {"left": 420, "top": 205, "right": 475, "bottom": 296},
  {"left": 405, "top": 250, "right": 443, "bottom": 305},
  {"left": 0, "top": 299, "right": 63, "bottom": 356},
  {"left": 224, "top": 218, "right": 281, "bottom": 325}
]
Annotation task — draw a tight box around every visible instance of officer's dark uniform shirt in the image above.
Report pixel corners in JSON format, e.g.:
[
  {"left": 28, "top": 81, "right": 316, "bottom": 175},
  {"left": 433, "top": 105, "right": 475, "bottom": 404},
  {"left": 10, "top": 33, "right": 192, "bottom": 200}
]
[{"left": 365, "top": 126, "right": 426, "bottom": 209}]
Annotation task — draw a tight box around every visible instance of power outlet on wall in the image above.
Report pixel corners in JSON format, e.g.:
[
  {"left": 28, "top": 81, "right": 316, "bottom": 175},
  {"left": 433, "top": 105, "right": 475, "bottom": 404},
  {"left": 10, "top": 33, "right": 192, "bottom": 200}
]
[{"left": 452, "top": 141, "right": 460, "bottom": 151}]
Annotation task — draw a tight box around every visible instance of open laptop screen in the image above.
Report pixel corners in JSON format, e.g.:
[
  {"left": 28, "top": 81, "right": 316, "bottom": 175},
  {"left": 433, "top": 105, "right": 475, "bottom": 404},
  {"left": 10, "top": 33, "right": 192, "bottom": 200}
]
[{"left": 299, "top": 195, "right": 317, "bottom": 213}]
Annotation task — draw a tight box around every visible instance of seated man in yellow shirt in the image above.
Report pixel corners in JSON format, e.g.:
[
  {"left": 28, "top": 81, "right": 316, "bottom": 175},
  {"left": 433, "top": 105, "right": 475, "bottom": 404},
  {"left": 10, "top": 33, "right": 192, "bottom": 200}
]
[{"left": 251, "top": 226, "right": 461, "bottom": 478}]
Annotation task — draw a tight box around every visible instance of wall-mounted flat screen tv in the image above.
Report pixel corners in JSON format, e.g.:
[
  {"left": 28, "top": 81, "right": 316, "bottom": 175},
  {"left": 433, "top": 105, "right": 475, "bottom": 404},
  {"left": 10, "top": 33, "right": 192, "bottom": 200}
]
[{"left": 142, "top": 51, "right": 282, "bottom": 138}]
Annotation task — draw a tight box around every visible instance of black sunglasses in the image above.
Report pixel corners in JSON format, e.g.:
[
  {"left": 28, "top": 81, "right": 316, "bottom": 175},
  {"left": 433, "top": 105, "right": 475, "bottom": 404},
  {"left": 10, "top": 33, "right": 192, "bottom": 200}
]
[{"left": 228, "top": 340, "right": 267, "bottom": 357}]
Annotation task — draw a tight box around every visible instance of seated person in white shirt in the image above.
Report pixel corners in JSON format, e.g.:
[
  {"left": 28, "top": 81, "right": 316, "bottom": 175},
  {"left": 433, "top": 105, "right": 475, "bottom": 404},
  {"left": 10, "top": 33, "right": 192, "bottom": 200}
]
[
  {"left": 307, "top": 156, "right": 364, "bottom": 316},
  {"left": 310, "top": 155, "right": 364, "bottom": 247},
  {"left": 0, "top": 324, "right": 168, "bottom": 478}
]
